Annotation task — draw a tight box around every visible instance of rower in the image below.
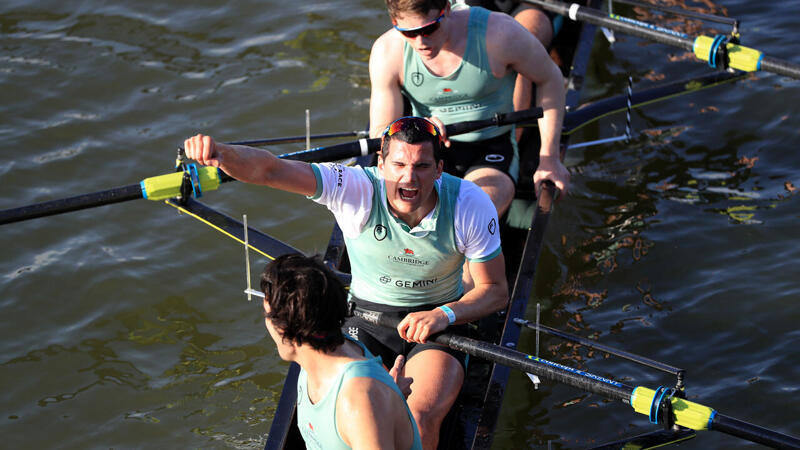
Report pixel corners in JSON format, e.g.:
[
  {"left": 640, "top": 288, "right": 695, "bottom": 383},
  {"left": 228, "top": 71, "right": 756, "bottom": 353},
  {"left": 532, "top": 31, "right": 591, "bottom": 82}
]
[
  {"left": 183, "top": 115, "right": 509, "bottom": 449},
  {"left": 369, "top": 0, "right": 569, "bottom": 220},
  {"left": 452, "top": 0, "right": 563, "bottom": 141},
  {"left": 259, "top": 253, "right": 422, "bottom": 450}
]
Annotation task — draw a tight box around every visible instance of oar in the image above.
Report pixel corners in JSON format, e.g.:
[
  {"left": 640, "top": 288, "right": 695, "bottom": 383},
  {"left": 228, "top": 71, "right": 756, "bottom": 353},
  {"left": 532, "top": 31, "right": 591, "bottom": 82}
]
[
  {"left": 0, "top": 107, "right": 543, "bottom": 225},
  {"left": 562, "top": 70, "right": 744, "bottom": 136},
  {"left": 229, "top": 130, "right": 367, "bottom": 147},
  {"left": 521, "top": 0, "right": 800, "bottom": 80},
  {"left": 0, "top": 140, "right": 377, "bottom": 226},
  {"left": 349, "top": 306, "right": 800, "bottom": 449}
]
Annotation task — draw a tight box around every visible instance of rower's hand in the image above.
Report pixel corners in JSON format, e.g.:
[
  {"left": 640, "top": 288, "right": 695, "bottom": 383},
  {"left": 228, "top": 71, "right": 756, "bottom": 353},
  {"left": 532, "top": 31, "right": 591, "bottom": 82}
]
[
  {"left": 184, "top": 134, "right": 223, "bottom": 168},
  {"left": 533, "top": 154, "right": 569, "bottom": 199},
  {"left": 397, "top": 309, "right": 449, "bottom": 344},
  {"left": 427, "top": 116, "right": 451, "bottom": 148},
  {"left": 388, "top": 355, "right": 413, "bottom": 399}
]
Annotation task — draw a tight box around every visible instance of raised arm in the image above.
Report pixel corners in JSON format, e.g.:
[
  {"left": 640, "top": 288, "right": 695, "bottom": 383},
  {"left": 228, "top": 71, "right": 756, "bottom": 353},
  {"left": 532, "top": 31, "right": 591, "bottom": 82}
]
[
  {"left": 488, "top": 13, "right": 570, "bottom": 195},
  {"left": 369, "top": 31, "right": 407, "bottom": 138},
  {"left": 183, "top": 134, "right": 317, "bottom": 196}
]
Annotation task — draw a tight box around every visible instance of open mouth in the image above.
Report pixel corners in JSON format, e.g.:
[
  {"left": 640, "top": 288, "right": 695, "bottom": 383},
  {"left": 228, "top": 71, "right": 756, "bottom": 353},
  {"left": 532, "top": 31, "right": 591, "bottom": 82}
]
[{"left": 398, "top": 187, "right": 418, "bottom": 201}]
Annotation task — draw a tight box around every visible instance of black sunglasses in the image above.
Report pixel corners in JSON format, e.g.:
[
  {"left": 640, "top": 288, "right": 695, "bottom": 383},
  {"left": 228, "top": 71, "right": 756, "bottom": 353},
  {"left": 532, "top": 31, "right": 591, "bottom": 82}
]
[{"left": 394, "top": 11, "right": 445, "bottom": 39}]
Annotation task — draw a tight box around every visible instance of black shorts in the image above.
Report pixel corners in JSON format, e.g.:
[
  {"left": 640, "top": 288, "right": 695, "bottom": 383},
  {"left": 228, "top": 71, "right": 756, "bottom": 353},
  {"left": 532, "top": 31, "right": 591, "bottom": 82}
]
[
  {"left": 343, "top": 298, "right": 470, "bottom": 372},
  {"left": 443, "top": 132, "right": 517, "bottom": 182}
]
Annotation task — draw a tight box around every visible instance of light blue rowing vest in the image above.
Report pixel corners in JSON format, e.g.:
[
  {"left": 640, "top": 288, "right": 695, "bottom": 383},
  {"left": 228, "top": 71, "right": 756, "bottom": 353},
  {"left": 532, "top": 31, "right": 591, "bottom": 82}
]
[
  {"left": 346, "top": 167, "right": 465, "bottom": 307},
  {"left": 296, "top": 337, "right": 422, "bottom": 449}
]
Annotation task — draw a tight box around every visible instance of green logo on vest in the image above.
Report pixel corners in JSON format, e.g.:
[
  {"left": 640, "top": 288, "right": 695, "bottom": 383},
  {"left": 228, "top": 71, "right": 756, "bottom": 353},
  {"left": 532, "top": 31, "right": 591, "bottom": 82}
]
[
  {"left": 374, "top": 224, "right": 387, "bottom": 241},
  {"left": 411, "top": 72, "right": 424, "bottom": 86}
]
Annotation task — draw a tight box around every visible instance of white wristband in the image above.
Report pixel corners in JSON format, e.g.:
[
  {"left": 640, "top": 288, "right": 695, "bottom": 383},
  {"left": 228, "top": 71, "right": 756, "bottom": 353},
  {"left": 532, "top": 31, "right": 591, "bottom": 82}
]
[{"left": 438, "top": 305, "right": 456, "bottom": 324}]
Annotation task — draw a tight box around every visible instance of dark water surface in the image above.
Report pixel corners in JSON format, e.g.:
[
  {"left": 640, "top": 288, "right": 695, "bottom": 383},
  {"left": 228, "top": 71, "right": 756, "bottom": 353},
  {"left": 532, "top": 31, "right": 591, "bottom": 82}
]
[{"left": 1, "top": 1, "right": 798, "bottom": 448}]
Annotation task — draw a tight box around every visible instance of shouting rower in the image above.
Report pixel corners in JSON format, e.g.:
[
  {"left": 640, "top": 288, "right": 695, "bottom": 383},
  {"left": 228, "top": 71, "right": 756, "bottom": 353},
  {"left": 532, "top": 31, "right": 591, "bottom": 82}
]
[{"left": 184, "top": 116, "right": 509, "bottom": 448}]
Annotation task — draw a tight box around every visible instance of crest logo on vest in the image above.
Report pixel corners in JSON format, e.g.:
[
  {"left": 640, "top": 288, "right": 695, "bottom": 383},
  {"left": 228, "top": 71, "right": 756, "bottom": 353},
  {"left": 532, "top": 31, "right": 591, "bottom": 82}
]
[
  {"left": 485, "top": 154, "right": 505, "bottom": 163},
  {"left": 374, "top": 224, "right": 387, "bottom": 241},
  {"left": 388, "top": 247, "right": 429, "bottom": 266},
  {"left": 411, "top": 72, "right": 424, "bottom": 86}
]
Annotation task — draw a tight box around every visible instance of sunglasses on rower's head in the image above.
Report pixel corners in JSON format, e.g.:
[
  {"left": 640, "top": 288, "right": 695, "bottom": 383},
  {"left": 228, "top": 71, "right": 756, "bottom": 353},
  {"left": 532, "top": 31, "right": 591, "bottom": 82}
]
[
  {"left": 382, "top": 116, "right": 442, "bottom": 145},
  {"left": 393, "top": 10, "right": 445, "bottom": 38}
]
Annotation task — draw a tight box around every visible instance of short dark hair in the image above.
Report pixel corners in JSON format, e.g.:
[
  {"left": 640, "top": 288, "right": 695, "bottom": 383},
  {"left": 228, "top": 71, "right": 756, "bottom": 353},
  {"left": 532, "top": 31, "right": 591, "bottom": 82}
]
[
  {"left": 260, "top": 253, "right": 346, "bottom": 353},
  {"left": 385, "top": 0, "right": 448, "bottom": 19},
  {"left": 380, "top": 118, "right": 444, "bottom": 162}
]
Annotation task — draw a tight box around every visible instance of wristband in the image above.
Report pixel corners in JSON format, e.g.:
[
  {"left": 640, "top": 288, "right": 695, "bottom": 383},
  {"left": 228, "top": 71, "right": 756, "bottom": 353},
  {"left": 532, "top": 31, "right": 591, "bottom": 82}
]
[{"left": 438, "top": 305, "right": 456, "bottom": 324}]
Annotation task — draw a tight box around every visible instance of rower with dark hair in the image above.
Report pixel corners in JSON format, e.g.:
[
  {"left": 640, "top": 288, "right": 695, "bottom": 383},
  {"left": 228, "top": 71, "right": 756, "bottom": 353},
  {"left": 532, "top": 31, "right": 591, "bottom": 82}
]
[
  {"left": 260, "top": 253, "right": 422, "bottom": 450},
  {"left": 184, "top": 115, "right": 508, "bottom": 449}
]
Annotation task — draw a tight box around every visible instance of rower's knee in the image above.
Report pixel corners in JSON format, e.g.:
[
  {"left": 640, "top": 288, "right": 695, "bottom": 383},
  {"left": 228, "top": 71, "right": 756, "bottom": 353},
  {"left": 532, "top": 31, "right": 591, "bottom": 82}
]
[{"left": 464, "top": 169, "right": 515, "bottom": 216}]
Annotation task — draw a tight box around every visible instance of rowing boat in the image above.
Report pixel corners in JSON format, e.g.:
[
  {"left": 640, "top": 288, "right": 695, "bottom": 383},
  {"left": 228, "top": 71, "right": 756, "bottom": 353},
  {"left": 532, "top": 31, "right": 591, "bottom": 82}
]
[
  {"left": 258, "top": 1, "right": 798, "bottom": 449},
  {"left": 262, "top": 2, "right": 609, "bottom": 448},
  {"left": 3, "top": 0, "right": 799, "bottom": 448}
]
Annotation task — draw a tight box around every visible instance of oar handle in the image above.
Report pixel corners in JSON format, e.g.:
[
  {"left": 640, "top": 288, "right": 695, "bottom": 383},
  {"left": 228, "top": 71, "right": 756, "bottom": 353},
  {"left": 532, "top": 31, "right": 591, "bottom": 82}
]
[
  {"left": 228, "top": 130, "right": 367, "bottom": 147},
  {"left": 444, "top": 107, "right": 543, "bottom": 137},
  {"left": 277, "top": 138, "right": 381, "bottom": 163}
]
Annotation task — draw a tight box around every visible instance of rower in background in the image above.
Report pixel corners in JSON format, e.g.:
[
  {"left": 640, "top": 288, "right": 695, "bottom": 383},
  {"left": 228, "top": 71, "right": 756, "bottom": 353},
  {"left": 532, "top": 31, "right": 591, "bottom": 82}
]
[
  {"left": 451, "top": 0, "right": 563, "bottom": 141},
  {"left": 369, "top": 0, "right": 569, "bottom": 222}
]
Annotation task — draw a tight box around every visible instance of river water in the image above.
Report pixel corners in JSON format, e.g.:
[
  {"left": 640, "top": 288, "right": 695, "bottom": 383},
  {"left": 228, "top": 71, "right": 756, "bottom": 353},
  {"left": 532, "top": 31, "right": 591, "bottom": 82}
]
[{"left": 1, "top": 0, "right": 798, "bottom": 448}]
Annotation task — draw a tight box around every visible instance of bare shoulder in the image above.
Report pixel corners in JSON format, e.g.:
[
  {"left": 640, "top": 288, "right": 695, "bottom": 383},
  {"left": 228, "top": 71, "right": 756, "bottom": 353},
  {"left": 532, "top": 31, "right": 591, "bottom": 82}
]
[
  {"left": 371, "top": 28, "right": 405, "bottom": 64},
  {"left": 336, "top": 376, "right": 406, "bottom": 447},
  {"left": 338, "top": 375, "right": 398, "bottom": 411}
]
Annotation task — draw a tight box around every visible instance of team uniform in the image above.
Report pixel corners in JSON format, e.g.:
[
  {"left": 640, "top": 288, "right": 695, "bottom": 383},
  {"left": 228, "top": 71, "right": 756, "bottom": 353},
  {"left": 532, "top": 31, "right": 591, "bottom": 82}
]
[
  {"left": 401, "top": 6, "right": 520, "bottom": 181},
  {"left": 309, "top": 162, "right": 501, "bottom": 369},
  {"left": 297, "top": 336, "right": 423, "bottom": 450}
]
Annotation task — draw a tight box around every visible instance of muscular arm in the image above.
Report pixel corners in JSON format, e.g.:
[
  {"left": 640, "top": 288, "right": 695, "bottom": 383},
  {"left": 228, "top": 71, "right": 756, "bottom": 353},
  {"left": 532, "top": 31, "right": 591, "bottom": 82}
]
[
  {"left": 488, "top": 13, "right": 570, "bottom": 195},
  {"left": 369, "top": 31, "right": 407, "bottom": 138},
  {"left": 337, "top": 377, "right": 415, "bottom": 450},
  {"left": 183, "top": 134, "right": 317, "bottom": 196},
  {"left": 398, "top": 253, "right": 508, "bottom": 343}
]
